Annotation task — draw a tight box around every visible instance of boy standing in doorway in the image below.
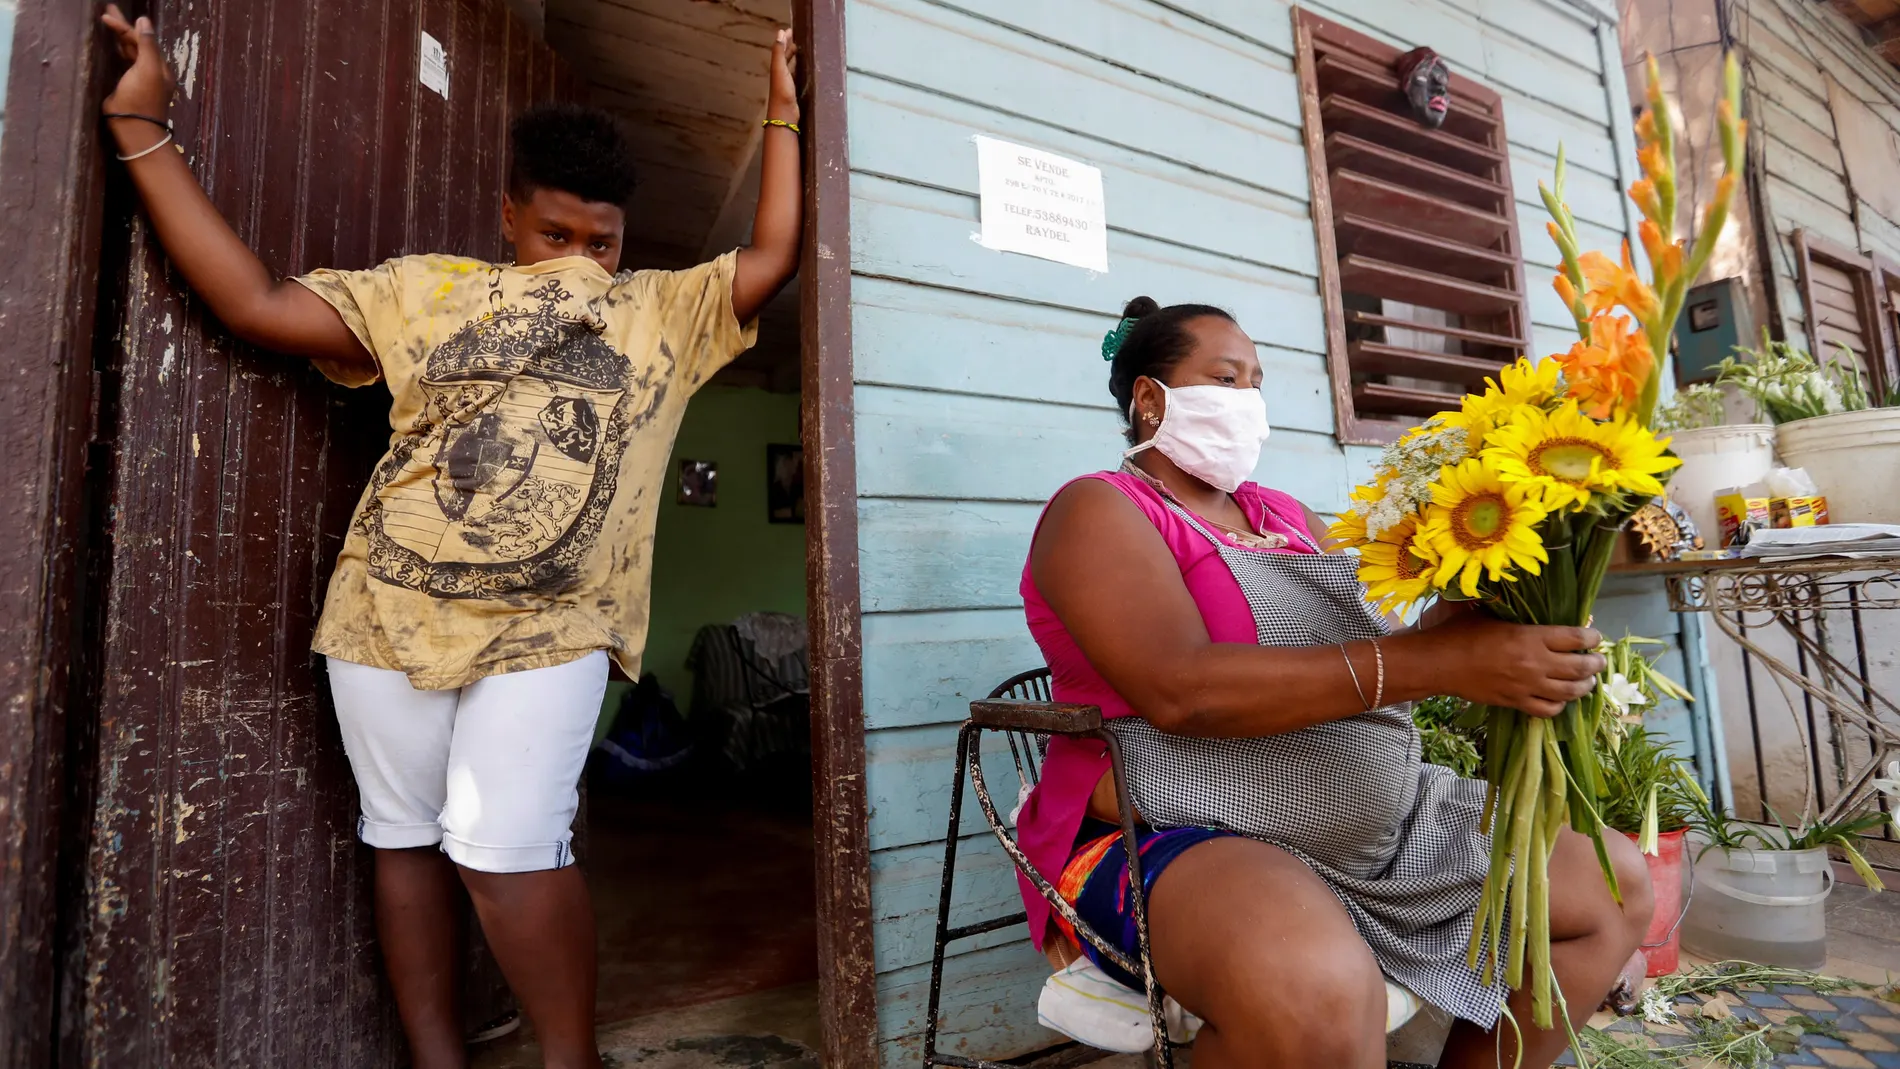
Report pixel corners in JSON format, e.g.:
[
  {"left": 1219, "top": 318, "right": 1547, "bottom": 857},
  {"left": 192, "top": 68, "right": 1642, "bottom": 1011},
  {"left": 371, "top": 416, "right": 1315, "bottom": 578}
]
[{"left": 98, "top": 7, "right": 803, "bottom": 1067}]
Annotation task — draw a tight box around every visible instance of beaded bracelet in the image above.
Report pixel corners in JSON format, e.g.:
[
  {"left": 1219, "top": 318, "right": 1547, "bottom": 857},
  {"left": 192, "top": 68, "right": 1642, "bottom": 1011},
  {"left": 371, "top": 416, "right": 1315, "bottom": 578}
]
[{"left": 762, "top": 118, "right": 801, "bottom": 135}]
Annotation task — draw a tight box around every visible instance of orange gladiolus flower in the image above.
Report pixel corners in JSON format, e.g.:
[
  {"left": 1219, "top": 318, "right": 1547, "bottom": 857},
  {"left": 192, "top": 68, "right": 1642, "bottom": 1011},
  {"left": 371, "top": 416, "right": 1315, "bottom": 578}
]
[
  {"left": 1638, "top": 219, "right": 1684, "bottom": 292},
  {"left": 1636, "top": 110, "right": 1659, "bottom": 146},
  {"left": 1637, "top": 142, "right": 1668, "bottom": 184},
  {"left": 1577, "top": 242, "right": 1662, "bottom": 324},
  {"left": 1554, "top": 272, "right": 1582, "bottom": 311},
  {"left": 1629, "top": 178, "right": 1663, "bottom": 224},
  {"left": 1557, "top": 315, "right": 1655, "bottom": 419}
]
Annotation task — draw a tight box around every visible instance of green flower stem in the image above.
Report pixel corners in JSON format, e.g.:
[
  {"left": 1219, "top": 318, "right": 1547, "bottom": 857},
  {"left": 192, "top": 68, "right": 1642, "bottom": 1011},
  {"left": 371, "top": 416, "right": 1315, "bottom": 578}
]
[
  {"left": 1529, "top": 817, "right": 1554, "bottom": 1030},
  {"left": 1505, "top": 719, "right": 1546, "bottom": 989}
]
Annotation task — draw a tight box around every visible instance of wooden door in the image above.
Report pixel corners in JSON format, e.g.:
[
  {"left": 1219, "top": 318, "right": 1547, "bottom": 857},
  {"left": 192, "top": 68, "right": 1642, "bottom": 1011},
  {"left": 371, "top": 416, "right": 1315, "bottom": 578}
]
[{"left": 68, "top": 2, "right": 581, "bottom": 1064}]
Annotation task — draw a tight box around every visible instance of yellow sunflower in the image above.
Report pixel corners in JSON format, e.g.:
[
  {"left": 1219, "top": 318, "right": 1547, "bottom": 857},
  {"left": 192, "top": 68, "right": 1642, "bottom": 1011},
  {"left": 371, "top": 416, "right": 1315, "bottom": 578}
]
[
  {"left": 1419, "top": 458, "right": 1551, "bottom": 597},
  {"left": 1451, "top": 357, "right": 1563, "bottom": 442},
  {"left": 1484, "top": 402, "right": 1682, "bottom": 511},
  {"left": 1327, "top": 507, "right": 1370, "bottom": 549},
  {"left": 1357, "top": 513, "right": 1439, "bottom": 614}
]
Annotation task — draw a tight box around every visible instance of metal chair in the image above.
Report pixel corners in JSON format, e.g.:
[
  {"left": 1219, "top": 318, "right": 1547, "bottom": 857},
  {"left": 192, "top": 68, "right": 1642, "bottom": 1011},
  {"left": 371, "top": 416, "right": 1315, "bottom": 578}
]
[{"left": 923, "top": 669, "right": 1175, "bottom": 1067}]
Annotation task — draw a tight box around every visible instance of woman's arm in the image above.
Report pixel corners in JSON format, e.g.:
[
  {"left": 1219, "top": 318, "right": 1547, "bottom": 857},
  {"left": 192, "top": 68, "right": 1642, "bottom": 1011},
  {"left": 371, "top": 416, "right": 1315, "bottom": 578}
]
[
  {"left": 100, "top": 7, "right": 374, "bottom": 375},
  {"left": 1034, "top": 480, "right": 1603, "bottom": 737}
]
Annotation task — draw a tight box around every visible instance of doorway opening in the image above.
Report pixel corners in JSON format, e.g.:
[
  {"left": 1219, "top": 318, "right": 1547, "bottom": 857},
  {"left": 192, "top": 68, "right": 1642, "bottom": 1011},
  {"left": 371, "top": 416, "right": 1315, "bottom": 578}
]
[{"left": 481, "top": 0, "right": 820, "bottom": 1063}]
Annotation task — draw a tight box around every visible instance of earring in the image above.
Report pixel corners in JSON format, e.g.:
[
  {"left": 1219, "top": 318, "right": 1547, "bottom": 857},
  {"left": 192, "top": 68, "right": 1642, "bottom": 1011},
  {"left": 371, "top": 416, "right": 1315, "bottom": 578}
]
[{"left": 1143, "top": 412, "right": 1160, "bottom": 426}]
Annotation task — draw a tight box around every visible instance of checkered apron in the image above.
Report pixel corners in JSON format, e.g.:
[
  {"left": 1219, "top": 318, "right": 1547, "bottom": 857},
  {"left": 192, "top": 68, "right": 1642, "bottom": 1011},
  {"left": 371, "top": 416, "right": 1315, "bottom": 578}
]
[{"left": 1108, "top": 498, "right": 1507, "bottom": 1027}]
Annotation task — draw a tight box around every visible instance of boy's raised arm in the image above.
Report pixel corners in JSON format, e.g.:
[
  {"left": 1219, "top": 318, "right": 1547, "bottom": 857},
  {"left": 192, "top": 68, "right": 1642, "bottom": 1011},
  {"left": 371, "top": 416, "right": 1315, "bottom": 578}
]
[
  {"left": 731, "top": 28, "right": 804, "bottom": 325},
  {"left": 100, "top": 5, "right": 374, "bottom": 378}
]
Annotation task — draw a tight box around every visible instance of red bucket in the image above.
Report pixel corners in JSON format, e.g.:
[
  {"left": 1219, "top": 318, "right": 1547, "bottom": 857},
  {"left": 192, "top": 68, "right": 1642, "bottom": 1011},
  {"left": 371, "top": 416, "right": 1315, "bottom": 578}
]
[{"left": 1625, "top": 828, "right": 1691, "bottom": 977}]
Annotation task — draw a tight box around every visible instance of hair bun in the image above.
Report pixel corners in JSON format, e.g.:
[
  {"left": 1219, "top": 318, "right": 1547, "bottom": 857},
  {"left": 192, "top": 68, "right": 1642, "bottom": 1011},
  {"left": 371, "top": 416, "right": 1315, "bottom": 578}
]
[{"left": 1121, "top": 296, "right": 1161, "bottom": 320}]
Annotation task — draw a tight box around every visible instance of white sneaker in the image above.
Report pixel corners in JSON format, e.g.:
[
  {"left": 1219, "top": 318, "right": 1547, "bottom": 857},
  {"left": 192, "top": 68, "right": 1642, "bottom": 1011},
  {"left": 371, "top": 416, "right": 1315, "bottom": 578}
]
[
  {"left": 1036, "top": 959, "right": 1424, "bottom": 1052},
  {"left": 1035, "top": 960, "right": 1202, "bottom": 1053}
]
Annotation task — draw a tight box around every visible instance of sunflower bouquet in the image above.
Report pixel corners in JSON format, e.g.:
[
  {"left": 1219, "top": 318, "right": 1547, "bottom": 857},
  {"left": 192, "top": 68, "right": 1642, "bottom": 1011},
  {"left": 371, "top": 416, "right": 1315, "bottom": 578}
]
[{"left": 1329, "top": 55, "right": 1746, "bottom": 1030}]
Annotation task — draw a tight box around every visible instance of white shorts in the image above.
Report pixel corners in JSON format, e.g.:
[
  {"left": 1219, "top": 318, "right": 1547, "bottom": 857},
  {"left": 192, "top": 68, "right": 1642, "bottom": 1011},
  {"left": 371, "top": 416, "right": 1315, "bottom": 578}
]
[{"left": 325, "top": 651, "right": 609, "bottom": 873}]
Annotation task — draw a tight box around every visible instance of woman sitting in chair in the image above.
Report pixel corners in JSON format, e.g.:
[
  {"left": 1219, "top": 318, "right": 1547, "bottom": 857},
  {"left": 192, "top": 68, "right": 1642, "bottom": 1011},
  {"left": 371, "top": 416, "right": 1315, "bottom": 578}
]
[{"left": 1017, "top": 296, "right": 1654, "bottom": 1068}]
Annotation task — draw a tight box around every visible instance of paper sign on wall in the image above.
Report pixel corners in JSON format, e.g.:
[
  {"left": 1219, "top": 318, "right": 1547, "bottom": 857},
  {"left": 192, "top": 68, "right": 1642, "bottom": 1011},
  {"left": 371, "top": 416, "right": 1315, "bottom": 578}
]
[
  {"left": 420, "top": 32, "right": 449, "bottom": 99},
  {"left": 975, "top": 136, "right": 1108, "bottom": 272}
]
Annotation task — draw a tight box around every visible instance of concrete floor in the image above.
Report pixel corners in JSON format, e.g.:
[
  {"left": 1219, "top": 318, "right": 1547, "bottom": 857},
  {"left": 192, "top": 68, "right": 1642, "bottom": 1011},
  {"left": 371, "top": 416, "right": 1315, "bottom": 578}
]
[
  {"left": 1825, "top": 880, "right": 1900, "bottom": 983},
  {"left": 474, "top": 787, "right": 820, "bottom": 1068}
]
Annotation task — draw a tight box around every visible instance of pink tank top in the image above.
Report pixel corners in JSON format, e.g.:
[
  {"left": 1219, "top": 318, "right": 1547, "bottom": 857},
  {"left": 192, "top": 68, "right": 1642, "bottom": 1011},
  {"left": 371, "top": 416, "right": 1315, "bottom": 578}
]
[{"left": 1015, "top": 470, "right": 1320, "bottom": 947}]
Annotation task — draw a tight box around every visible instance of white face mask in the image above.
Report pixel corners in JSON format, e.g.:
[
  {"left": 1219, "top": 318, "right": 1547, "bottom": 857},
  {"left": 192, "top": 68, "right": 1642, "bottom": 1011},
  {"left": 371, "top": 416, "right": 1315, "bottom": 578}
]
[{"left": 1124, "top": 380, "right": 1272, "bottom": 493}]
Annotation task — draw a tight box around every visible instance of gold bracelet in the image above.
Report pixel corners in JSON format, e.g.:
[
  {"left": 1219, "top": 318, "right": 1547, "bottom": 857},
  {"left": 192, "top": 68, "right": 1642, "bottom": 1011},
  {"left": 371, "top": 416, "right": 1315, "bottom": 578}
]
[
  {"left": 1341, "top": 643, "right": 1370, "bottom": 711},
  {"left": 1370, "top": 638, "right": 1386, "bottom": 709},
  {"left": 762, "top": 117, "right": 801, "bottom": 134}
]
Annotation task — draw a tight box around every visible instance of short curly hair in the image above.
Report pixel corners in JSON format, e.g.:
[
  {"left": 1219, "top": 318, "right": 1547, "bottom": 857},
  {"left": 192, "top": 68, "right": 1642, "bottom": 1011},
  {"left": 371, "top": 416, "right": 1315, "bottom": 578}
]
[{"left": 508, "top": 103, "right": 639, "bottom": 208}]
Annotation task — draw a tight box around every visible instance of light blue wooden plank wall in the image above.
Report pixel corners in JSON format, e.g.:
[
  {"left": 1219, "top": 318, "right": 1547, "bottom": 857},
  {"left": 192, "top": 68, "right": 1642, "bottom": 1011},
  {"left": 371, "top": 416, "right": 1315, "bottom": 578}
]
[{"left": 842, "top": 0, "right": 1654, "bottom": 1061}]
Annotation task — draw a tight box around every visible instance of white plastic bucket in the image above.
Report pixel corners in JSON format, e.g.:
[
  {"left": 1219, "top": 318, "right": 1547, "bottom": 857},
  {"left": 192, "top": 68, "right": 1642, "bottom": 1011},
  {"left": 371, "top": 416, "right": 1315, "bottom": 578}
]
[
  {"left": 1776, "top": 408, "right": 1900, "bottom": 524},
  {"left": 1680, "top": 843, "right": 1833, "bottom": 968},
  {"left": 1666, "top": 424, "right": 1778, "bottom": 547}
]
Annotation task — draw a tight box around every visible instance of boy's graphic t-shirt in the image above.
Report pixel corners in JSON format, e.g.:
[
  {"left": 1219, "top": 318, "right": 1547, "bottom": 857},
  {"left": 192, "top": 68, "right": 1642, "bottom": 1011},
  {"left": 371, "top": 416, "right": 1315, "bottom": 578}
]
[{"left": 295, "top": 252, "right": 755, "bottom": 690}]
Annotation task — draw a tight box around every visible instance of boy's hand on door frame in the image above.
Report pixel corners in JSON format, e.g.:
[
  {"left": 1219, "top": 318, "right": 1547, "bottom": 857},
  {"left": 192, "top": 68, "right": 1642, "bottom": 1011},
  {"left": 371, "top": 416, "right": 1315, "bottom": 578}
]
[
  {"left": 101, "top": 4, "right": 177, "bottom": 154},
  {"left": 767, "top": 27, "right": 800, "bottom": 124},
  {"left": 732, "top": 26, "right": 806, "bottom": 325}
]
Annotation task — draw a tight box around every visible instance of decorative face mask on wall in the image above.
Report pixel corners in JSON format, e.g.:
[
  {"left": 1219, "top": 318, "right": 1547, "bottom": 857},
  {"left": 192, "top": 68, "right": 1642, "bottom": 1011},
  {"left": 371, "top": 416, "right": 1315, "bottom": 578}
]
[{"left": 1398, "top": 47, "right": 1451, "bottom": 129}]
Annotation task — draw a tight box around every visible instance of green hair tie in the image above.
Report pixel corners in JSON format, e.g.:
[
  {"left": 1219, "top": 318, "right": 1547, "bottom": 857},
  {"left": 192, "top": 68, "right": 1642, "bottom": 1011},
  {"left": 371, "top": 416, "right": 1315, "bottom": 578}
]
[{"left": 1101, "top": 317, "right": 1135, "bottom": 362}]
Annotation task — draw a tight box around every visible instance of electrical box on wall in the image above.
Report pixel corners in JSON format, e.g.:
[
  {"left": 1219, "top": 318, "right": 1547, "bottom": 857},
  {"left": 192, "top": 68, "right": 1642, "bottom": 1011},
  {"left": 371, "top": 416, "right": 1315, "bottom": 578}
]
[{"left": 1674, "top": 276, "right": 1753, "bottom": 385}]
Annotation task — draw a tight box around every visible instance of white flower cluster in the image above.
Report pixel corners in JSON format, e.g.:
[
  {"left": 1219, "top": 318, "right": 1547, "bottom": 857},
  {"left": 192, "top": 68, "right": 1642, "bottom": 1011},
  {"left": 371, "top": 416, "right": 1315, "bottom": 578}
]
[
  {"left": 1640, "top": 985, "right": 1678, "bottom": 1026},
  {"left": 1352, "top": 423, "right": 1471, "bottom": 540},
  {"left": 1718, "top": 337, "right": 1869, "bottom": 424}
]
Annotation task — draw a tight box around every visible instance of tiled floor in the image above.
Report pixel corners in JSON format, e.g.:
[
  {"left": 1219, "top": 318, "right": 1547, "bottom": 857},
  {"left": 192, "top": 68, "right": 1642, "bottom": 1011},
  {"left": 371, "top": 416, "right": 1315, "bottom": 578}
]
[
  {"left": 1545, "top": 876, "right": 1900, "bottom": 1067},
  {"left": 1082, "top": 879, "right": 1900, "bottom": 1069},
  {"left": 1555, "top": 981, "right": 1900, "bottom": 1067}
]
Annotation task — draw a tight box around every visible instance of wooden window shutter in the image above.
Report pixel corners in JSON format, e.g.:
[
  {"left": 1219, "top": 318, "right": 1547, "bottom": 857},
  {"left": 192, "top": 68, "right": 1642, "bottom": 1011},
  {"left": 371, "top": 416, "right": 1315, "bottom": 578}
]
[
  {"left": 1293, "top": 9, "right": 1533, "bottom": 445},
  {"left": 1794, "top": 230, "right": 1896, "bottom": 400},
  {"left": 1878, "top": 255, "right": 1900, "bottom": 394}
]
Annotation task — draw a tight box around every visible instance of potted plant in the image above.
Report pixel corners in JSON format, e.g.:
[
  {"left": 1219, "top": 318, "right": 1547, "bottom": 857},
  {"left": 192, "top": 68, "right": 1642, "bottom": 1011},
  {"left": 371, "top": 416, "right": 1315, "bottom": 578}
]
[
  {"left": 1597, "top": 726, "right": 1702, "bottom": 976},
  {"left": 1716, "top": 333, "right": 1900, "bottom": 524},
  {"left": 1681, "top": 798, "right": 1885, "bottom": 969},
  {"left": 1655, "top": 381, "right": 1777, "bottom": 546},
  {"left": 1589, "top": 636, "right": 1700, "bottom": 976}
]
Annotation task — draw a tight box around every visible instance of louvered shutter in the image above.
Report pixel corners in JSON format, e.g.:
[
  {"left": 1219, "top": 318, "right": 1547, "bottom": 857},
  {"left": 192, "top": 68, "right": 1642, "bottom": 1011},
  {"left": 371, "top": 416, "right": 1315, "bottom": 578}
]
[{"left": 1293, "top": 9, "right": 1534, "bottom": 445}]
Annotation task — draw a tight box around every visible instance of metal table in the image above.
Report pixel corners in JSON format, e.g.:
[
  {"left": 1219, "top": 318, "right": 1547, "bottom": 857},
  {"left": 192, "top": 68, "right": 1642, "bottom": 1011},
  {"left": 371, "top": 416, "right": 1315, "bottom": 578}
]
[{"left": 1637, "top": 553, "right": 1900, "bottom": 824}]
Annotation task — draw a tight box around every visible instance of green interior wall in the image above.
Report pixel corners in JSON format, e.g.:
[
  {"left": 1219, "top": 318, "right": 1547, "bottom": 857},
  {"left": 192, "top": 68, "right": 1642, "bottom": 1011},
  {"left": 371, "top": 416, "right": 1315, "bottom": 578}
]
[{"left": 599, "top": 384, "right": 807, "bottom": 742}]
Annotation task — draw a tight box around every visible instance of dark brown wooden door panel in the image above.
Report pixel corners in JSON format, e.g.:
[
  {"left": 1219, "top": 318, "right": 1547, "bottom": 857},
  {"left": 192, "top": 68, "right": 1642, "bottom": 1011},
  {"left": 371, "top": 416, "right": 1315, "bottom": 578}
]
[{"left": 73, "top": 2, "right": 575, "bottom": 1064}]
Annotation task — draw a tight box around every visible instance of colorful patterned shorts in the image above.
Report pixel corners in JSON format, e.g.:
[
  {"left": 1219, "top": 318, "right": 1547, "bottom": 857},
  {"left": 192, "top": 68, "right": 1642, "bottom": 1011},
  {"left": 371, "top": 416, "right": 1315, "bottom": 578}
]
[{"left": 1052, "top": 820, "right": 1236, "bottom": 992}]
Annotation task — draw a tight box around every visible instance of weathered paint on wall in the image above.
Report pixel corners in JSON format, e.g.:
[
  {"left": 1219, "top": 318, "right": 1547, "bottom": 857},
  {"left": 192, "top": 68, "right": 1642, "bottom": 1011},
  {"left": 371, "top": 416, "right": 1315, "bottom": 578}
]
[
  {"left": 1618, "top": 0, "right": 1776, "bottom": 343},
  {"left": 1619, "top": 0, "right": 1900, "bottom": 824},
  {"left": 71, "top": 2, "right": 577, "bottom": 1063},
  {"left": 843, "top": 0, "right": 1657, "bottom": 1060},
  {"left": 1734, "top": 0, "right": 1900, "bottom": 350}
]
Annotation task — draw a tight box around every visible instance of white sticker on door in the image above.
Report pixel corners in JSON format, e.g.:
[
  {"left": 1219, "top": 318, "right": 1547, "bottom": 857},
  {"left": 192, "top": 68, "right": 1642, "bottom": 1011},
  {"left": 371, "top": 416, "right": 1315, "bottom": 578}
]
[{"left": 420, "top": 32, "right": 449, "bottom": 99}]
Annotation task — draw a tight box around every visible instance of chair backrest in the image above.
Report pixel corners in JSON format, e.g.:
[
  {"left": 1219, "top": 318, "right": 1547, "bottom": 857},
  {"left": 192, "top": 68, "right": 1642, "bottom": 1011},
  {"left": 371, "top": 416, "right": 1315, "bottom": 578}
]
[{"left": 986, "top": 668, "right": 1054, "bottom": 791}]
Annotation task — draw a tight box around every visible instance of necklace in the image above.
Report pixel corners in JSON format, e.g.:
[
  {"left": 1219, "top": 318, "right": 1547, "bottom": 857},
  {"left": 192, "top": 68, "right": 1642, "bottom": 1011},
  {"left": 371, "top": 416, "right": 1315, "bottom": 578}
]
[{"left": 1119, "top": 461, "right": 1289, "bottom": 550}]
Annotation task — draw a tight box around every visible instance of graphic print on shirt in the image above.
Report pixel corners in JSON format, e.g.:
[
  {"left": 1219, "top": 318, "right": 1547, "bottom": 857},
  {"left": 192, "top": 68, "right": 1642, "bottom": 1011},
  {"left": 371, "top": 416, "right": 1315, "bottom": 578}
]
[{"left": 358, "top": 277, "right": 671, "bottom": 599}]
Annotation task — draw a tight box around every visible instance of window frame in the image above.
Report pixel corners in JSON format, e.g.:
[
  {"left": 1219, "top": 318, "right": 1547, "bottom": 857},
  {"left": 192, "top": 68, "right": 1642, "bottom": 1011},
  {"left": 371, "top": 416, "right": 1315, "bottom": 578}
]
[
  {"left": 1793, "top": 229, "right": 1898, "bottom": 402},
  {"left": 1292, "top": 7, "right": 1535, "bottom": 446}
]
